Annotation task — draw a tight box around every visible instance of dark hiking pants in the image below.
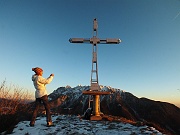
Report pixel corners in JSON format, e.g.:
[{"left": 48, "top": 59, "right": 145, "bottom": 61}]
[{"left": 30, "top": 95, "right": 52, "bottom": 124}]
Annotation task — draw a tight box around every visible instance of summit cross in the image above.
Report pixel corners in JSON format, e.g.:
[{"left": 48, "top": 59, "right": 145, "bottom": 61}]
[{"left": 69, "top": 18, "right": 121, "bottom": 120}]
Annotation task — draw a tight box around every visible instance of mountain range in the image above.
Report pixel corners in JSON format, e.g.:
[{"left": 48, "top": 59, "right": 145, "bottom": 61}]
[{"left": 44, "top": 85, "right": 180, "bottom": 135}]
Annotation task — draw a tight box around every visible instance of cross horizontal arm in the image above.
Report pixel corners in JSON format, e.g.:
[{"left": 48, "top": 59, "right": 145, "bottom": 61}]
[
  {"left": 100, "top": 39, "right": 121, "bottom": 44},
  {"left": 69, "top": 38, "right": 121, "bottom": 44},
  {"left": 69, "top": 38, "right": 90, "bottom": 43}
]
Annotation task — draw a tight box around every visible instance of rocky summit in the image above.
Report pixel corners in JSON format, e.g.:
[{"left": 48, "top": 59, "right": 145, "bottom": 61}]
[{"left": 12, "top": 115, "right": 164, "bottom": 135}]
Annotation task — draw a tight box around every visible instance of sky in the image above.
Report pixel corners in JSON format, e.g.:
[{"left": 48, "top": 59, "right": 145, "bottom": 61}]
[{"left": 0, "top": 0, "right": 180, "bottom": 107}]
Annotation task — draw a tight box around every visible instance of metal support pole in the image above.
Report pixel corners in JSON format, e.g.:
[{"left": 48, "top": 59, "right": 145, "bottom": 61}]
[{"left": 93, "top": 95, "right": 100, "bottom": 116}]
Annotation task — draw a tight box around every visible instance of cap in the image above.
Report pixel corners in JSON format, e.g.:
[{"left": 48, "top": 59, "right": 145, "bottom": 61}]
[{"left": 32, "top": 67, "right": 43, "bottom": 74}]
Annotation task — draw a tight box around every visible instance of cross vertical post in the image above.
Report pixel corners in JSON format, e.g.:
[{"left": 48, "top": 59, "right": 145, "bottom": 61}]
[
  {"left": 69, "top": 18, "right": 121, "bottom": 120},
  {"left": 91, "top": 19, "right": 100, "bottom": 91}
]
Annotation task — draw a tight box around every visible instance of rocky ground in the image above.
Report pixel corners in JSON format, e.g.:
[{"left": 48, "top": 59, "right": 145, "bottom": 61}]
[{"left": 9, "top": 115, "right": 165, "bottom": 135}]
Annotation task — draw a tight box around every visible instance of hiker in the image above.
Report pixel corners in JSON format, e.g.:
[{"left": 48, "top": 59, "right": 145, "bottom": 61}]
[{"left": 30, "top": 67, "right": 54, "bottom": 127}]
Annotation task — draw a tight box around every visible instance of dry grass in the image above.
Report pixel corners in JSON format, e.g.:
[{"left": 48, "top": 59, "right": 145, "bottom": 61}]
[
  {"left": 0, "top": 80, "right": 33, "bottom": 114},
  {"left": 0, "top": 80, "right": 33, "bottom": 133}
]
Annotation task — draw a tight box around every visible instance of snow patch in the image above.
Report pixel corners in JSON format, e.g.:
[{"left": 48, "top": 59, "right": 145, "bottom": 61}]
[{"left": 10, "top": 115, "right": 164, "bottom": 135}]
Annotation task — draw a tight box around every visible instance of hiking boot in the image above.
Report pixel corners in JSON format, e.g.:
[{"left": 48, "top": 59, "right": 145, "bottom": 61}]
[
  {"left": 29, "top": 122, "right": 35, "bottom": 127},
  {"left": 47, "top": 121, "right": 54, "bottom": 127}
]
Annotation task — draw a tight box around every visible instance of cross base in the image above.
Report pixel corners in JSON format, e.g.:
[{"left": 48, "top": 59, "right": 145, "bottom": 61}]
[
  {"left": 90, "top": 115, "right": 102, "bottom": 121},
  {"left": 82, "top": 90, "right": 111, "bottom": 121}
]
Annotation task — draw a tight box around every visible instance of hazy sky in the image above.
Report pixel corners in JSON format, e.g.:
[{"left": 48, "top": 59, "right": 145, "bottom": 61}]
[{"left": 0, "top": 0, "right": 180, "bottom": 107}]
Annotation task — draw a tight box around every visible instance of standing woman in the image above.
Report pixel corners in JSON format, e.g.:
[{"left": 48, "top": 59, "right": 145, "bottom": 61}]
[{"left": 30, "top": 67, "right": 54, "bottom": 127}]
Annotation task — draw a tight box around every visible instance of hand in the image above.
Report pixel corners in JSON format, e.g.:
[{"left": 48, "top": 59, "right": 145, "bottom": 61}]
[{"left": 50, "top": 74, "right": 54, "bottom": 76}]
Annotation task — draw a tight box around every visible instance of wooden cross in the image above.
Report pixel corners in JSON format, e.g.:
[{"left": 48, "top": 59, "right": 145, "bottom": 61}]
[{"left": 69, "top": 18, "right": 121, "bottom": 120}]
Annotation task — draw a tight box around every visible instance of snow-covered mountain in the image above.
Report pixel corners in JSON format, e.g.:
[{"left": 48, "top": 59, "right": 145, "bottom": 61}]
[{"left": 48, "top": 85, "right": 124, "bottom": 112}]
